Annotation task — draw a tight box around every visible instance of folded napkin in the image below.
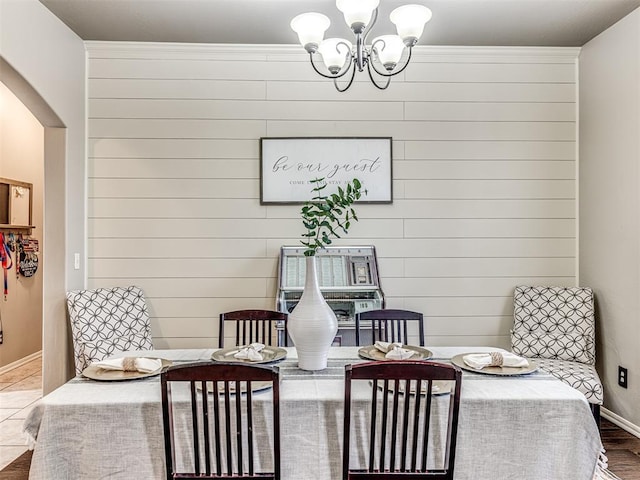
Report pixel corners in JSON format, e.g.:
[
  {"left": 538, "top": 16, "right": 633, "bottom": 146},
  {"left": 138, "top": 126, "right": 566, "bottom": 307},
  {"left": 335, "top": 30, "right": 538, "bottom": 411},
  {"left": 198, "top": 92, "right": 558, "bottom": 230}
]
[
  {"left": 233, "top": 343, "right": 265, "bottom": 361},
  {"left": 374, "top": 341, "right": 402, "bottom": 353},
  {"left": 374, "top": 341, "right": 416, "bottom": 360},
  {"left": 386, "top": 346, "right": 416, "bottom": 360},
  {"left": 93, "top": 357, "right": 162, "bottom": 373},
  {"left": 463, "top": 352, "right": 529, "bottom": 370}
]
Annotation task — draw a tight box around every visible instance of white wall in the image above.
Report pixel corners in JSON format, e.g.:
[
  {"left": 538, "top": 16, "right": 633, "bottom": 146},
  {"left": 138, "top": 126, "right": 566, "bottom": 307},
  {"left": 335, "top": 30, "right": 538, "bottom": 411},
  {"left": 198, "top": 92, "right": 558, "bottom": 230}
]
[
  {"left": 0, "top": 82, "right": 44, "bottom": 367},
  {"left": 0, "top": 0, "right": 86, "bottom": 391},
  {"left": 579, "top": 8, "right": 640, "bottom": 426},
  {"left": 86, "top": 43, "right": 578, "bottom": 350}
]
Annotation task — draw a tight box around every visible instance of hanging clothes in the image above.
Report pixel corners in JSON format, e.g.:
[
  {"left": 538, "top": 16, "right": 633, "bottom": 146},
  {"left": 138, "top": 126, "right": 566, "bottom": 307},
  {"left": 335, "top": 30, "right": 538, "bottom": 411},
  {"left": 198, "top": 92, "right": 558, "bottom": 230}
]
[{"left": 0, "top": 233, "right": 13, "bottom": 300}]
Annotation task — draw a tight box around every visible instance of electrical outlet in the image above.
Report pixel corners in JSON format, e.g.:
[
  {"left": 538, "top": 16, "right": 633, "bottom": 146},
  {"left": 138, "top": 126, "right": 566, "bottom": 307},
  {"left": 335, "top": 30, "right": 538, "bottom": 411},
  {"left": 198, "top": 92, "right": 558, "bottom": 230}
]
[{"left": 618, "top": 366, "right": 628, "bottom": 388}]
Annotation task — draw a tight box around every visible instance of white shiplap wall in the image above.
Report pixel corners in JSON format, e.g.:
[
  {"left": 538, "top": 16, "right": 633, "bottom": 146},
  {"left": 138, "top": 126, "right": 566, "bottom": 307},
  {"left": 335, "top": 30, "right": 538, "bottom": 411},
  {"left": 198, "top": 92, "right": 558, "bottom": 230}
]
[{"left": 86, "top": 43, "right": 578, "bottom": 349}]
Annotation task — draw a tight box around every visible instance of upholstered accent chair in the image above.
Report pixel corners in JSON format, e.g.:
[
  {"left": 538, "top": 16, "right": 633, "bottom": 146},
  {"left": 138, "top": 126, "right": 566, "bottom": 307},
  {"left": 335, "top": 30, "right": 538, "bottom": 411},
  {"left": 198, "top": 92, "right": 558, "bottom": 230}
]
[
  {"left": 510, "top": 286, "right": 603, "bottom": 425},
  {"left": 66, "top": 285, "right": 154, "bottom": 374}
]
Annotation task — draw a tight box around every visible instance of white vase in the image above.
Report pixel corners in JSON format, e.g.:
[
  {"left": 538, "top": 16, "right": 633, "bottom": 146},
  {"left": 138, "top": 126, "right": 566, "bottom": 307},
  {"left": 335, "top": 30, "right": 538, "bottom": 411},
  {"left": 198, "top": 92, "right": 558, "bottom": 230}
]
[{"left": 288, "top": 255, "right": 338, "bottom": 371}]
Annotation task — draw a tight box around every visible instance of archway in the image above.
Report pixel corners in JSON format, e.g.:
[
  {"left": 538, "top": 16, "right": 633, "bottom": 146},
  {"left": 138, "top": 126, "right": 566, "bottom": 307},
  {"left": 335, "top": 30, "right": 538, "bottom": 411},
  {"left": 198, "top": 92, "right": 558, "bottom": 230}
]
[{"left": 1, "top": 57, "right": 72, "bottom": 392}]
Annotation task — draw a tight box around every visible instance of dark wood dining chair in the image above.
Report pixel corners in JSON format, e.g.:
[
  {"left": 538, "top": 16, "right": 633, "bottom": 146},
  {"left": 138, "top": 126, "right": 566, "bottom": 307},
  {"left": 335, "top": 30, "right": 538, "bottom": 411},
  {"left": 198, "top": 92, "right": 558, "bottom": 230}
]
[
  {"left": 218, "top": 309, "right": 288, "bottom": 348},
  {"left": 343, "top": 360, "right": 462, "bottom": 480},
  {"left": 355, "top": 309, "right": 425, "bottom": 346},
  {"left": 161, "top": 362, "right": 281, "bottom": 480}
]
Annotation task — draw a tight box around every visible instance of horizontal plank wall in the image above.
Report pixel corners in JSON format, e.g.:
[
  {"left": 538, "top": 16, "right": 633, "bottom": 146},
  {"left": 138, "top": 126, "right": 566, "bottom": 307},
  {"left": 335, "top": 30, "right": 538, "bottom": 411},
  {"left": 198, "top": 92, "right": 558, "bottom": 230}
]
[{"left": 86, "top": 43, "right": 579, "bottom": 349}]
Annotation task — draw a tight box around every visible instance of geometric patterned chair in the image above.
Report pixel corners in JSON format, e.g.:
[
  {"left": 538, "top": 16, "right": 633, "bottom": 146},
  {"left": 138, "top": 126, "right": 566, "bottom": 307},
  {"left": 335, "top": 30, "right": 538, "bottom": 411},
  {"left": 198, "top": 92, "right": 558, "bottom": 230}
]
[
  {"left": 510, "top": 285, "right": 603, "bottom": 426},
  {"left": 66, "top": 285, "right": 154, "bottom": 374}
]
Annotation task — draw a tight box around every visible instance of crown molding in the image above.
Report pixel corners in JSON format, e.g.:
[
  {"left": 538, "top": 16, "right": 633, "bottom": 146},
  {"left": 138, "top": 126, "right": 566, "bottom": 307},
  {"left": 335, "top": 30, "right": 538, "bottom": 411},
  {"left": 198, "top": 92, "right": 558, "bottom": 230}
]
[{"left": 85, "top": 41, "right": 580, "bottom": 62}]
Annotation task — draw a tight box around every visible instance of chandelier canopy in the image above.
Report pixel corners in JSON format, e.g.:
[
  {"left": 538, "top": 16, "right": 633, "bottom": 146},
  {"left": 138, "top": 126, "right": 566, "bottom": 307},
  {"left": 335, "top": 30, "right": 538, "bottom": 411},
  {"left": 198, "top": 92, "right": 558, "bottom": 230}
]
[{"left": 291, "top": 0, "right": 432, "bottom": 92}]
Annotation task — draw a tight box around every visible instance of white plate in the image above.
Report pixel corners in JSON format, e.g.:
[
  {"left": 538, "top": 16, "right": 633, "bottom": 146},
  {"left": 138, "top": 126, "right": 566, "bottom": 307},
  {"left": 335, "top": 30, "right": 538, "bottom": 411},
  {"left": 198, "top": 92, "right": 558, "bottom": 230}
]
[
  {"left": 451, "top": 353, "right": 538, "bottom": 376},
  {"left": 82, "top": 358, "right": 172, "bottom": 381},
  {"left": 358, "top": 345, "right": 433, "bottom": 361},
  {"left": 211, "top": 346, "right": 287, "bottom": 364}
]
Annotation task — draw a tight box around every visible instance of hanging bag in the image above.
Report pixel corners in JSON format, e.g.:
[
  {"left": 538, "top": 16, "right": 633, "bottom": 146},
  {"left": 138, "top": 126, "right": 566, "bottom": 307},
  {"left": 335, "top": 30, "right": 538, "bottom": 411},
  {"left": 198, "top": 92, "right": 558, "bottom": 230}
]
[
  {"left": 18, "top": 250, "right": 38, "bottom": 277},
  {"left": 18, "top": 237, "right": 38, "bottom": 277}
]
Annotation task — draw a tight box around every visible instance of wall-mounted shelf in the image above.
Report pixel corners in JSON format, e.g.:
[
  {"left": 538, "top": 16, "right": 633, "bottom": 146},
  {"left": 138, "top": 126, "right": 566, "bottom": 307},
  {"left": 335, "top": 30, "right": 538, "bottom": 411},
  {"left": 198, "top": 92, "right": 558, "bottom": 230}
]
[
  {"left": 0, "top": 177, "right": 34, "bottom": 234},
  {"left": 0, "top": 224, "right": 35, "bottom": 234}
]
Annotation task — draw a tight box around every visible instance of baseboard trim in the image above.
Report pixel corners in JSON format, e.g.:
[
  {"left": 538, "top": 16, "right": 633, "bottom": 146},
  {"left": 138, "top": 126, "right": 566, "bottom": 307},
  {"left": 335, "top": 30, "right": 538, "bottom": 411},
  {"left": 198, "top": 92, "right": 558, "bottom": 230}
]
[
  {"left": 602, "top": 407, "right": 640, "bottom": 439},
  {"left": 0, "top": 351, "right": 42, "bottom": 376}
]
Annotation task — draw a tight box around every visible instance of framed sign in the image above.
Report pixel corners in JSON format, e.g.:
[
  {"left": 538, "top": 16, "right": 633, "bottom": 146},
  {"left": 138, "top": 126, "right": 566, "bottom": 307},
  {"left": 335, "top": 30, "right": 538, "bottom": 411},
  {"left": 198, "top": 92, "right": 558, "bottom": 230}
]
[{"left": 260, "top": 137, "right": 392, "bottom": 204}]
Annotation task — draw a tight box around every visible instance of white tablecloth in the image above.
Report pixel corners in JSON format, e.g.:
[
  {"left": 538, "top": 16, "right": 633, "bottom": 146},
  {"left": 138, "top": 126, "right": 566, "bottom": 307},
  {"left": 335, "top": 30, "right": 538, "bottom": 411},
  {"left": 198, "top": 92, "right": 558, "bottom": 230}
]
[{"left": 24, "top": 346, "right": 603, "bottom": 480}]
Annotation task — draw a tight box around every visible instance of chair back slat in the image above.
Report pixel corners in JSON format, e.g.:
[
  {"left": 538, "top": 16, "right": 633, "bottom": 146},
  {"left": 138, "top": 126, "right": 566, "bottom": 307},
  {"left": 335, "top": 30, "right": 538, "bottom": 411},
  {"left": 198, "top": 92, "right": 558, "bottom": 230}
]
[
  {"left": 234, "top": 380, "right": 244, "bottom": 475},
  {"left": 200, "top": 380, "right": 212, "bottom": 476},
  {"left": 409, "top": 380, "right": 423, "bottom": 471},
  {"left": 399, "top": 379, "right": 411, "bottom": 471},
  {"left": 161, "top": 362, "right": 280, "bottom": 480},
  {"left": 219, "top": 310, "right": 288, "bottom": 348},
  {"left": 189, "top": 383, "right": 201, "bottom": 474},
  {"left": 388, "top": 381, "right": 401, "bottom": 470},
  {"left": 212, "top": 382, "right": 222, "bottom": 474},
  {"left": 355, "top": 309, "right": 425, "bottom": 346},
  {"left": 247, "top": 385, "right": 255, "bottom": 475},
  {"left": 343, "top": 361, "right": 462, "bottom": 480},
  {"left": 443, "top": 381, "right": 461, "bottom": 473},
  {"left": 368, "top": 380, "right": 378, "bottom": 471},
  {"left": 421, "top": 380, "right": 434, "bottom": 471},
  {"left": 272, "top": 376, "right": 281, "bottom": 480},
  {"left": 161, "top": 382, "right": 176, "bottom": 480},
  {"left": 379, "top": 378, "right": 390, "bottom": 470},
  {"left": 223, "top": 385, "right": 233, "bottom": 475}
]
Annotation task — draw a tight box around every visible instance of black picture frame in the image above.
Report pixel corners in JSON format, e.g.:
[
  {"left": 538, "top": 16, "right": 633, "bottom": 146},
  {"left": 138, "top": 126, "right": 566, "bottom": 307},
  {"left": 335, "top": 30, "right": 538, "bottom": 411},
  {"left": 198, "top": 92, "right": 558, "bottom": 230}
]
[{"left": 260, "top": 137, "right": 393, "bottom": 204}]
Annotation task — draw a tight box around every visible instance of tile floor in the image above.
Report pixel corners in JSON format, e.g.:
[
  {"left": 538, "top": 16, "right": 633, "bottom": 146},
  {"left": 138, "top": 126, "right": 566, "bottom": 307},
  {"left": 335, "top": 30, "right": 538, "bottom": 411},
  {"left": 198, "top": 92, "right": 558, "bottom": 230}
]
[{"left": 0, "top": 357, "right": 42, "bottom": 470}]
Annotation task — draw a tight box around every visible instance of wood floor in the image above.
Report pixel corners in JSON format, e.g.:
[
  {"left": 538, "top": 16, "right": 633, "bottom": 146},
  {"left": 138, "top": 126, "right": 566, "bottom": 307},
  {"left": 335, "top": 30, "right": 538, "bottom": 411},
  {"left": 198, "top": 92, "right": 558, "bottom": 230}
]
[
  {"left": 0, "top": 451, "right": 31, "bottom": 480},
  {"left": 601, "top": 418, "right": 640, "bottom": 479}
]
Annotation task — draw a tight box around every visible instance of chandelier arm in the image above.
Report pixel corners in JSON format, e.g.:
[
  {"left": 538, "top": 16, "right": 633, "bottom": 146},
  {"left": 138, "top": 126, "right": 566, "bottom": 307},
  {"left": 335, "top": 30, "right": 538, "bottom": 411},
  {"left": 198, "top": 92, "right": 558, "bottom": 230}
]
[
  {"left": 366, "top": 60, "right": 391, "bottom": 90},
  {"left": 309, "top": 52, "right": 355, "bottom": 80},
  {"left": 368, "top": 47, "right": 414, "bottom": 78},
  {"left": 334, "top": 61, "right": 358, "bottom": 92},
  {"left": 362, "top": 8, "right": 379, "bottom": 46}
]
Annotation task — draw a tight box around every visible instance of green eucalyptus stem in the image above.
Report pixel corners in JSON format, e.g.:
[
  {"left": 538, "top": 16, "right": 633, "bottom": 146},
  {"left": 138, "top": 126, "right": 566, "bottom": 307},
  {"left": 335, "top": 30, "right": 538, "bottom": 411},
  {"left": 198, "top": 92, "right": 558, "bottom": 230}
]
[{"left": 300, "top": 177, "right": 364, "bottom": 257}]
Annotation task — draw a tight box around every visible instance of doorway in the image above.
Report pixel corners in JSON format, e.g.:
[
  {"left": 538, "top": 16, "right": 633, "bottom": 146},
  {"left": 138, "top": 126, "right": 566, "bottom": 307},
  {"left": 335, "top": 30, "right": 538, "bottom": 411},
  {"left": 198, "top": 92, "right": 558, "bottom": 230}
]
[
  {"left": 0, "top": 81, "right": 44, "bottom": 372},
  {"left": 0, "top": 56, "right": 73, "bottom": 393}
]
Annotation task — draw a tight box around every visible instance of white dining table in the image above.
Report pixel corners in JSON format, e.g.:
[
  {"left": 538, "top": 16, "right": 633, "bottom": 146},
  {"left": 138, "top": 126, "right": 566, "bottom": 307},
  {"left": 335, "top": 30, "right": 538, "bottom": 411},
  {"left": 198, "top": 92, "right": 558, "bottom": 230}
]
[{"left": 23, "top": 346, "right": 603, "bottom": 480}]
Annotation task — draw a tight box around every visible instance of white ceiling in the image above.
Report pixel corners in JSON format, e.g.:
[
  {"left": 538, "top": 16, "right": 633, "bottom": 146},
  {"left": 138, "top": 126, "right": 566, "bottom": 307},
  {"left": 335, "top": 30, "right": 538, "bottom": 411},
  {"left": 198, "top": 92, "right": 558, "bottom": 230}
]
[{"left": 39, "top": 0, "right": 640, "bottom": 47}]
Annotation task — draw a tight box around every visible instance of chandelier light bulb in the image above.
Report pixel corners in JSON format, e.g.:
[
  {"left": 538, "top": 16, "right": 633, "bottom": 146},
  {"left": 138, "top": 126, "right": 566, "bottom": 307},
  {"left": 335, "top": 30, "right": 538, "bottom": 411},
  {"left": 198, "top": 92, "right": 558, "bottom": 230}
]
[
  {"left": 290, "top": 12, "right": 331, "bottom": 53},
  {"left": 336, "top": 0, "right": 380, "bottom": 34},
  {"left": 390, "top": 4, "right": 432, "bottom": 46},
  {"left": 372, "top": 35, "right": 406, "bottom": 71},
  {"left": 318, "top": 38, "right": 353, "bottom": 74}
]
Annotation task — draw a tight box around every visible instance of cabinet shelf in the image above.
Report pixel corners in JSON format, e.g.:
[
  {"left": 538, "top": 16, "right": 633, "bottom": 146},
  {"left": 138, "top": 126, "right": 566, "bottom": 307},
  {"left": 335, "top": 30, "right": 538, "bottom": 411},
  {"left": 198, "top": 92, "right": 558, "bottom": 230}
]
[
  {"left": 0, "top": 177, "right": 33, "bottom": 234},
  {"left": 0, "top": 224, "right": 35, "bottom": 234}
]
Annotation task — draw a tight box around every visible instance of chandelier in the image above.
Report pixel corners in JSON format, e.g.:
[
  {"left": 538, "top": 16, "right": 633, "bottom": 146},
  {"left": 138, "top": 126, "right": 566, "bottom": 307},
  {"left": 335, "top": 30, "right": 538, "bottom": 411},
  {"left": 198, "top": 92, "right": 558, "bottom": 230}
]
[{"left": 290, "top": 0, "right": 432, "bottom": 92}]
